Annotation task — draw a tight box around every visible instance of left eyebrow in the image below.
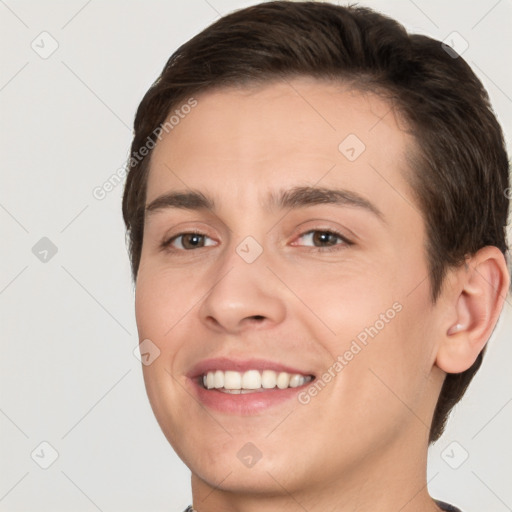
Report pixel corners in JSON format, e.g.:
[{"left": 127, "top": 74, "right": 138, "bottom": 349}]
[{"left": 268, "top": 186, "right": 385, "bottom": 222}]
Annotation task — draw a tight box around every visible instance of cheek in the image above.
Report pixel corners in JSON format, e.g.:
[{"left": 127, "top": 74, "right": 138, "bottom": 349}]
[
  {"left": 318, "top": 309, "right": 433, "bottom": 450},
  {"left": 134, "top": 278, "right": 163, "bottom": 341},
  {"left": 302, "top": 254, "right": 434, "bottom": 415},
  {"left": 134, "top": 264, "right": 196, "bottom": 346},
  {"left": 341, "top": 285, "right": 436, "bottom": 430},
  {"left": 289, "top": 258, "right": 400, "bottom": 338},
  {"left": 135, "top": 270, "right": 192, "bottom": 445}
]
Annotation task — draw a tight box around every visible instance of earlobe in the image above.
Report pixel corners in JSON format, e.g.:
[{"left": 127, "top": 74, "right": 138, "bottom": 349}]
[{"left": 435, "top": 246, "right": 509, "bottom": 374}]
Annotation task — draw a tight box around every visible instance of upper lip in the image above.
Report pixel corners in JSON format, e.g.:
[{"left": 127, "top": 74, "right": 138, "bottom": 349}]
[{"left": 187, "top": 357, "right": 315, "bottom": 379}]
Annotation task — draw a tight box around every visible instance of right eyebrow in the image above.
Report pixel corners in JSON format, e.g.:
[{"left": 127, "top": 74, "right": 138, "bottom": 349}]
[{"left": 145, "top": 191, "right": 214, "bottom": 215}]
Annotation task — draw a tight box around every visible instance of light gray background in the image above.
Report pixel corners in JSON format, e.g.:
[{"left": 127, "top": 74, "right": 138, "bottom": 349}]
[{"left": 1, "top": 1, "right": 511, "bottom": 511}]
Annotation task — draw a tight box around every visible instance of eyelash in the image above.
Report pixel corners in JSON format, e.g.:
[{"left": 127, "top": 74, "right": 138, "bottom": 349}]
[{"left": 160, "top": 228, "right": 353, "bottom": 253}]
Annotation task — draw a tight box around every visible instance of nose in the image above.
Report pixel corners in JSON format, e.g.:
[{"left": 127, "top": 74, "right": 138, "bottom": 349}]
[{"left": 198, "top": 245, "right": 287, "bottom": 334}]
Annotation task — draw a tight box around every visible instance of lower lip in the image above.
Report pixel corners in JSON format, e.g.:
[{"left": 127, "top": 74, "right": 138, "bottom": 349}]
[{"left": 189, "top": 377, "right": 313, "bottom": 414}]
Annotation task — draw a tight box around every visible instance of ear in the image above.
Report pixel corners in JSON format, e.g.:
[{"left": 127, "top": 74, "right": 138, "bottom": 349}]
[{"left": 436, "top": 246, "right": 510, "bottom": 374}]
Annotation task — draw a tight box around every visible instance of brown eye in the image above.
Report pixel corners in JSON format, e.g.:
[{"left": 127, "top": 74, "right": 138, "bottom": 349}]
[
  {"left": 180, "top": 233, "right": 206, "bottom": 249},
  {"left": 311, "top": 231, "right": 340, "bottom": 247},
  {"left": 295, "top": 230, "right": 349, "bottom": 249},
  {"left": 163, "top": 232, "right": 216, "bottom": 251}
]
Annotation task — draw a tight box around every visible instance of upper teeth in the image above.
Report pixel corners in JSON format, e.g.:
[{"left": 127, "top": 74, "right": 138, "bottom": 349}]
[{"left": 202, "top": 370, "right": 312, "bottom": 391}]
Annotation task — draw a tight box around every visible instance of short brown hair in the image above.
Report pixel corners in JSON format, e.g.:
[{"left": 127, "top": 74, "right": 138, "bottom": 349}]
[{"left": 122, "top": 1, "right": 510, "bottom": 443}]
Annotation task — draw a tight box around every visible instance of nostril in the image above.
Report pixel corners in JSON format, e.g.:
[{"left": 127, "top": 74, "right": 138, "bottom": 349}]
[{"left": 251, "top": 315, "right": 265, "bottom": 321}]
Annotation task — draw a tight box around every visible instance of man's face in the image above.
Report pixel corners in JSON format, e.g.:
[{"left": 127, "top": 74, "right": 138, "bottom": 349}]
[{"left": 135, "top": 78, "right": 445, "bottom": 498}]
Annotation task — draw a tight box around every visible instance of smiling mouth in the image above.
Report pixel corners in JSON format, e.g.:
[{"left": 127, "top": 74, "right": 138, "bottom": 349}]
[{"left": 200, "top": 369, "right": 314, "bottom": 393}]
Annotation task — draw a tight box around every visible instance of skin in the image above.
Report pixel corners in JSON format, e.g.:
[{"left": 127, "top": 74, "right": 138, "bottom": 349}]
[{"left": 134, "top": 77, "right": 509, "bottom": 511}]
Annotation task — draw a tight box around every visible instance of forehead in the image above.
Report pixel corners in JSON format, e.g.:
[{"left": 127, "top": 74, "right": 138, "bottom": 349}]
[{"left": 146, "top": 77, "right": 417, "bottom": 218}]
